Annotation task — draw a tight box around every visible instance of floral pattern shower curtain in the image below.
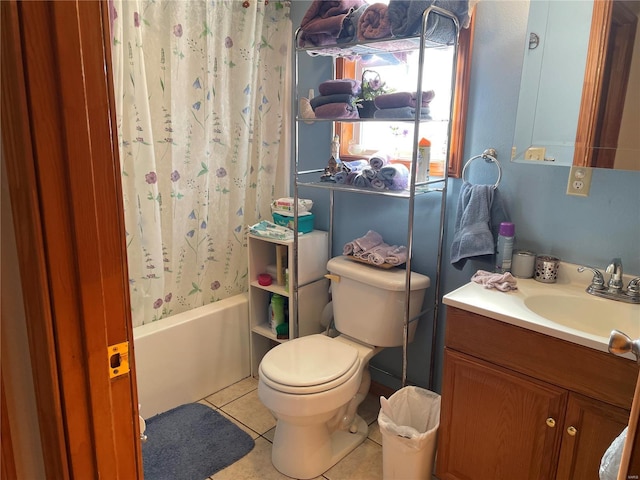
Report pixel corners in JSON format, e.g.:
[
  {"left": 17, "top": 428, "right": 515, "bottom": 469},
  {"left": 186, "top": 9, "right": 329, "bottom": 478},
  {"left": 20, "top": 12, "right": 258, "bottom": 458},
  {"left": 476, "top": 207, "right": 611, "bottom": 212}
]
[{"left": 110, "top": 0, "right": 291, "bottom": 327}]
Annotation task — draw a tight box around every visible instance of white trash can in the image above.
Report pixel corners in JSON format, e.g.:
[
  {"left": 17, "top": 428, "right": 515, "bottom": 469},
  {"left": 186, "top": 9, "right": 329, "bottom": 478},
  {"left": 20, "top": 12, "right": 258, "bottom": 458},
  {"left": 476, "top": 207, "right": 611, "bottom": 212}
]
[{"left": 378, "top": 386, "right": 441, "bottom": 480}]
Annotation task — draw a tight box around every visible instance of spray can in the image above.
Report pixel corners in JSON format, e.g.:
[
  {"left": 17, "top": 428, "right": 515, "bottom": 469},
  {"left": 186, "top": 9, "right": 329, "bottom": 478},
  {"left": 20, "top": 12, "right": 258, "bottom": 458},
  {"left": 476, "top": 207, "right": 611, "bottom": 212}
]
[
  {"left": 495, "top": 222, "right": 515, "bottom": 273},
  {"left": 417, "top": 138, "right": 431, "bottom": 182},
  {"left": 270, "top": 294, "right": 285, "bottom": 335}
]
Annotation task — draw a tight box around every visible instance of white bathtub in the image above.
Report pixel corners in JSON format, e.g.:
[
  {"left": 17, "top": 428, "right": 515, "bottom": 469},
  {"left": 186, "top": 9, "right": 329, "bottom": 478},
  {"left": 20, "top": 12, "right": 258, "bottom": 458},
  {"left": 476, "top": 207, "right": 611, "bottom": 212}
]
[{"left": 133, "top": 293, "right": 251, "bottom": 417}]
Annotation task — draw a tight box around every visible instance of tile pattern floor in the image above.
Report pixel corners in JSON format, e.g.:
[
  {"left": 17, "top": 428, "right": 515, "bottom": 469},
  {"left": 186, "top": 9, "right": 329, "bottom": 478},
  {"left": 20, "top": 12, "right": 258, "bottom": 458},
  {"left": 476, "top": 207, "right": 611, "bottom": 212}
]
[{"left": 194, "top": 376, "right": 434, "bottom": 480}]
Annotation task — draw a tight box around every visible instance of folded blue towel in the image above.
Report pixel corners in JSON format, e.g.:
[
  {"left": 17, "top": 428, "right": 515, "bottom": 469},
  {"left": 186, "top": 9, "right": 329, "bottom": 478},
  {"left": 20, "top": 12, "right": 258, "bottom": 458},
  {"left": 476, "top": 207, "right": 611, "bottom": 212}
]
[
  {"left": 387, "top": 0, "right": 471, "bottom": 44},
  {"left": 373, "top": 106, "right": 431, "bottom": 119},
  {"left": 362, "top": 166, "right": 378, "bottom": 180},
  {"left": 342, "top": 159, "right": 369, "bottom": 172},
  {"left": 378, "top": 164, "right": 409, "bottom": 190},
  {"left": 353, "top": 173, "right": 372, "bottom": 188},
  {"left": 371, "top": 177, "right": 386, "bottom": 190},
  {"left": 450, "top": 182, "right": 496, "bottom": 270},
  {"left": 334, "top": 171, "right": 348, "bottom": 184}
]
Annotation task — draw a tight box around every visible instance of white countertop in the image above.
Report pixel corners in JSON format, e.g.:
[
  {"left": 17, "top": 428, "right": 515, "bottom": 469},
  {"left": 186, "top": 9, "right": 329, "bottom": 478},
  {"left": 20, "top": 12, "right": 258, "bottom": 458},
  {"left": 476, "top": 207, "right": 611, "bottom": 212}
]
[{"left": 443, "top": 262, "right": 640, "bottom": 358}]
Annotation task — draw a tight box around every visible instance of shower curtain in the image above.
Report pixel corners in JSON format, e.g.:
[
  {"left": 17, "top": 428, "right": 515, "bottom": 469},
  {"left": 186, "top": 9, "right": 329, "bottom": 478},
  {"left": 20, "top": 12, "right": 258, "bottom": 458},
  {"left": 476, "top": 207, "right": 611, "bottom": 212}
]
[{"left": 110, "top": 0, "right": 291, "bottom": 327}]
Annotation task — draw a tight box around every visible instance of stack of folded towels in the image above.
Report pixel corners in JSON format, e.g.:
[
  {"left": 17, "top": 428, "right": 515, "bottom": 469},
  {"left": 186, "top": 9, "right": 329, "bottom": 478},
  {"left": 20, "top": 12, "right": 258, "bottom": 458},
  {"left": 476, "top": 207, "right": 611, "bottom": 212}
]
[
  {"left": 343, "top": 230, "right": 408, "bottom": 267},
  {"left": 373, "top": 90, "right": 435, "bottom": 119},
  {"left": 335, "top": 151, "right": 409, "bottom": 191},
  {"left": 310, "top": 79, "right": 361, "bottom": 120},
  {"left": 297, "top": 0, "right": 472, "bottom": 48}
]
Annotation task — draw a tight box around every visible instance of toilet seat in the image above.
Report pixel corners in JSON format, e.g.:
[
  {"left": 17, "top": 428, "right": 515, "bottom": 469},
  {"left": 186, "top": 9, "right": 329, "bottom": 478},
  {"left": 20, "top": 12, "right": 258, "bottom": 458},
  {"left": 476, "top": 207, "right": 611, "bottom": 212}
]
[{"left": 259, "top": 334, "right": 360, "bottom": 395}]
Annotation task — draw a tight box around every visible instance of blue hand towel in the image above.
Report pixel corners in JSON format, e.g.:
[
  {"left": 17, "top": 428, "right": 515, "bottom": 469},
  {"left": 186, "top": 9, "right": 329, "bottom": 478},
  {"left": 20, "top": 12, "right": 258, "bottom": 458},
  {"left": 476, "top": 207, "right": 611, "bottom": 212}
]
[
  {"left": 362, "top": 166, "right": 378, "bottom": 180},
  {"left": 378, "top": 164, "right": 409, "bottom": 190},
  {"left": 334, "top": 171, "right": 348, "bottom": 184},
  {"left": 353, "top": 172, "right": 372, "bottom": 188},
  {"left": 450, "top": 182, "right": 496, "bottom": 270}
]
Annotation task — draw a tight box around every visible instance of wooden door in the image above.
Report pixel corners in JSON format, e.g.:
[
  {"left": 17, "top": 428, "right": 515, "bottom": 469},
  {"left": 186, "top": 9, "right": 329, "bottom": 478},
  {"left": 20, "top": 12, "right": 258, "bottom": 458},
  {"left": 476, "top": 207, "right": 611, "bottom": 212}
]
[
  {"left": 1, "top": 0, "right": 142, "bottom": 477},
  {"left": 556, "top": 393, "right": 632, "bottom": 480},
  {"left": 437, "top": 350, "right": 567, "bottom": 480}
]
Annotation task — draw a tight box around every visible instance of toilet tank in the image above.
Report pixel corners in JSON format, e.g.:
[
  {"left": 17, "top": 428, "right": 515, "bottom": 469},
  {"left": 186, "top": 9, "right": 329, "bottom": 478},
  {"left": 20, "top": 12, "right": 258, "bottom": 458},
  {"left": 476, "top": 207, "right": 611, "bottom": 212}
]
[{"left": 326, "top": 256, "right": 431, "bottom": 347}]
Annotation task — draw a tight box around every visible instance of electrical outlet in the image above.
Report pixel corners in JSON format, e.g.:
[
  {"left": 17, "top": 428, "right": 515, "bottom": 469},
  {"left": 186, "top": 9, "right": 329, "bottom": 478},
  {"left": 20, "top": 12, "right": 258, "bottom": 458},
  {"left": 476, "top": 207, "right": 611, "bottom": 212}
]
[
  {"left": 525, "top": 147, "right": 546, "bottom": 161},
  {"left": 566, "top": 166, "right": 592, "bottom": 196}
]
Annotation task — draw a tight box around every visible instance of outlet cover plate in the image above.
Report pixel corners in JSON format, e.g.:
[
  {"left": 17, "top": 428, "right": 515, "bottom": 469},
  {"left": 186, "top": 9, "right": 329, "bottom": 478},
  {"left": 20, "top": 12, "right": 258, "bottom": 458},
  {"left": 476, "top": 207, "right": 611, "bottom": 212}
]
[{"left": 566, "top": 166, "right": 592, "bottom": 196}]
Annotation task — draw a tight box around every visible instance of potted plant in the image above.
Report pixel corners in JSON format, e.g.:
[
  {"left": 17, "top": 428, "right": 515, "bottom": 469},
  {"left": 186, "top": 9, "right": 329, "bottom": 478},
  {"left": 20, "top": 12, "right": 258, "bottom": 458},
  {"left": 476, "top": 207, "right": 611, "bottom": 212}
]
[{"left": 358, "top": 70, "right": 391, "bottom": 118}]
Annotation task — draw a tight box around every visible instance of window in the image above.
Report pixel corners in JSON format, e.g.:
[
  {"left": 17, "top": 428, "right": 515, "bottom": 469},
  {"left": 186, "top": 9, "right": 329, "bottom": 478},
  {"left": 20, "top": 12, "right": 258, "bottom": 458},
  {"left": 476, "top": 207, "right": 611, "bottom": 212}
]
[{"left": 336, "top": 17, "right": 474, "bottom": 178}]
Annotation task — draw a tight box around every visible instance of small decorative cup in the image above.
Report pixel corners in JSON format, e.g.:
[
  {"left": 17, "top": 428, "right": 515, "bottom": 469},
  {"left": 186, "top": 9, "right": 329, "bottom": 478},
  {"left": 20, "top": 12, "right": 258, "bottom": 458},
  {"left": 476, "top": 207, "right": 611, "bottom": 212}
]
[
  {"left": 534, "top": 255, "right": 560, "bottom": 283},
  {"left": 511, "top": 250, "right": 536, "bottom": 278}
]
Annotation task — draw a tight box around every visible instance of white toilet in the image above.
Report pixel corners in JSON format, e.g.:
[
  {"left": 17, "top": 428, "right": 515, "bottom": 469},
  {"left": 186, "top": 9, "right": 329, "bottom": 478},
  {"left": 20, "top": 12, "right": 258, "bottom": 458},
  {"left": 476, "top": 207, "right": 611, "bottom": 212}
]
[{"left": 258, "top": 255, "right": 431, "bottom": 479}]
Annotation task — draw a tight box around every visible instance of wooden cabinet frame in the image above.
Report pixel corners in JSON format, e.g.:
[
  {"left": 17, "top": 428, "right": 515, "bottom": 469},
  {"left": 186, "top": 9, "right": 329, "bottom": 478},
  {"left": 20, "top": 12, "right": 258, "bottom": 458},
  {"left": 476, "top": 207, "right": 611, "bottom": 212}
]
[{"left": 2, "top": 1, "right": 142, "bottom": 477}]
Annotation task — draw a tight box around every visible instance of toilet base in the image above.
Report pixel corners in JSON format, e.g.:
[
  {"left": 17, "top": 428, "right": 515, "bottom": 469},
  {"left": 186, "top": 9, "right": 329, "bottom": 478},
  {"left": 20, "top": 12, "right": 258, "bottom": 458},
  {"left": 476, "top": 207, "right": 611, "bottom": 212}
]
[{"left": 271, "top": 414, "right": 368, "bottom": 479}]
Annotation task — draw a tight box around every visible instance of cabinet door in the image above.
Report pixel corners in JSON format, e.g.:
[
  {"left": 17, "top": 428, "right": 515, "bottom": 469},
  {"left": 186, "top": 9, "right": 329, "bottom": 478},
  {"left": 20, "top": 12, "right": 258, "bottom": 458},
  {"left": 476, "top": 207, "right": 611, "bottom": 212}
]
[
  {"left": 437, "top": 350, "right": 567, "bottom": 480},
  {"left": 556, "top": 392, "right": 630, "bottom": 480}
]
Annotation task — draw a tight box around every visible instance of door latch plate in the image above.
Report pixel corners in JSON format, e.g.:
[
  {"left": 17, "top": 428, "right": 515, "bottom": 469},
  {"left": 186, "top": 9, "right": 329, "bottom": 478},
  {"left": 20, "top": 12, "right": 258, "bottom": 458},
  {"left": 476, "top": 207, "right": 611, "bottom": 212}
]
[{"left": 108, "top": 342, "right": 130, "bottom": 378}]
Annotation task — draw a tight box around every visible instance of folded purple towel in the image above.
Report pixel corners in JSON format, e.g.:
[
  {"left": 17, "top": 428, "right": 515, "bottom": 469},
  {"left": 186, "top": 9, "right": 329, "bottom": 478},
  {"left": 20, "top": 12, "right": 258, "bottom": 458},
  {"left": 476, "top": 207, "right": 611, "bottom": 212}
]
[
  {"left": 354, "top": 230, "right": 383, "bottom": 252},
  {"left": 369, "top": 151, "right": 391, "bottom": 170},
  {"left": 343, "top": 230, "right": 384, "bottom": 255},
  {"left": 385, "top": 245, "right": 408, "bottom": 265},
  {"left": 318, "top": 79, "right": 362, "bottom": 96},
  {"left": 314, "top": 102, "right": 360, "bottom": 119},
  {"left": 365, "top": 243, "right": 393, "bottom": 265},
  {"left": 299, "top": 0, "right": 367, "bottom": 47},
  {"left": 378, "top": 163, "right": 410, "bottom": 190},
  {"left": 471, "top": 270, "right": 518, "bottom": 292},
  {"left": 374, "top": 91, "right": 435, "bottom": 109},
  {"left": 357, "top": 3, "right": 392, "bottom": 41},
  {"left": 310, "top": 93, "right": 357, "bottom": 110}
]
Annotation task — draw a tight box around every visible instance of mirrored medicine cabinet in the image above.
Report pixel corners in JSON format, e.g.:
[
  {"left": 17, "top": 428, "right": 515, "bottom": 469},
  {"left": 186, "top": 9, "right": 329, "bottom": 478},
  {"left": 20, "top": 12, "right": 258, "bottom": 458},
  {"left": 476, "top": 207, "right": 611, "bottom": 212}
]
[{"left": 512, "top": 0, "right": 639, "bottom": 171}]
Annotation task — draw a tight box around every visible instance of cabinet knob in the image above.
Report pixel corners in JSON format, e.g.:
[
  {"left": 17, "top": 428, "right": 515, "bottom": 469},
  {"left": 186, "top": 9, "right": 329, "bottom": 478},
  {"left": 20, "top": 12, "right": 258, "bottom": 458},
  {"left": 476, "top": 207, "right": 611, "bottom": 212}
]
[
  {"left": 567, "top": 426, "right": 578, "bottom": 436},
  {"left": 545, "top": 418, "right": 556, "bottom": 428}
]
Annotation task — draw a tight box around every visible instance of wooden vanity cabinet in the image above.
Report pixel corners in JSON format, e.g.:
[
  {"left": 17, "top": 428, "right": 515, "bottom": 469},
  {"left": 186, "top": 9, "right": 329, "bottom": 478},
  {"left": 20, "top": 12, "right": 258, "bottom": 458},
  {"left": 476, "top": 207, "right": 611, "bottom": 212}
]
[{"left": 436, "top": 306, "right": 638, "bottom": 480}]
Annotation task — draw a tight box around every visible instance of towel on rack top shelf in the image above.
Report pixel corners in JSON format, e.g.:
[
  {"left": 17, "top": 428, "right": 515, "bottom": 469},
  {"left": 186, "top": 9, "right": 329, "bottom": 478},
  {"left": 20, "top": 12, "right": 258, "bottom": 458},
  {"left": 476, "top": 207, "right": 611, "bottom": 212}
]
[
  {"left": 374, "top": 91, "right": 435, "bottom": 109},
  {"left": 388, "top": 0, "right": 471, "bottom": 44},
  {"left": 357, "top": 2, "right": 391, "bottom": 41},
  {"left": 298, "top": 0, "right": 367, "bottom": 47}
]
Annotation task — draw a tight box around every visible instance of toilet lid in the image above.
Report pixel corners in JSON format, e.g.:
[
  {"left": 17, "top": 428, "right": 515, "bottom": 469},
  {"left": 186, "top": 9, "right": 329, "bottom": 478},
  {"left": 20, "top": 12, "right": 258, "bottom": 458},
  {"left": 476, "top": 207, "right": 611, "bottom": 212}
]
[{"left": 260, "top": 334, "right": 359, "bottom": 392}]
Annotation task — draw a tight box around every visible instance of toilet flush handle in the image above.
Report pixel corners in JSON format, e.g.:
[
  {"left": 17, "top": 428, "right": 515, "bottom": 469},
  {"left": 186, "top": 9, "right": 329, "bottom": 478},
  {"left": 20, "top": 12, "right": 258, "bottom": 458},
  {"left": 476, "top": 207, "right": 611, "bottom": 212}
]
[{"left": 324, "top": 274, "right": 340, "bottom": 283}]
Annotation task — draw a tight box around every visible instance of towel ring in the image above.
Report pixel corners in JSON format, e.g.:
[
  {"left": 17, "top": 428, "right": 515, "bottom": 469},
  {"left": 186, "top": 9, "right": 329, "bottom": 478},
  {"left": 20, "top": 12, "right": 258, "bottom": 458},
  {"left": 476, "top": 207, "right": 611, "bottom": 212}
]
[{"left": 461, "top": 149, "right": 502, "bottom": 189}]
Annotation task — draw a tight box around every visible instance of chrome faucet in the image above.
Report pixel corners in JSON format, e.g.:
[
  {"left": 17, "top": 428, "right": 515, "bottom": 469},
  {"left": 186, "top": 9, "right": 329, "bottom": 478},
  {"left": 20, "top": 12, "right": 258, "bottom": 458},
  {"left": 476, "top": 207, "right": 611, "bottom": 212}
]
[
  {"left": 577, "top": 259, "right": 640, "bottom": 304},
  {"left": 605, "top": 257, "right": 623, "bottom": 291}
]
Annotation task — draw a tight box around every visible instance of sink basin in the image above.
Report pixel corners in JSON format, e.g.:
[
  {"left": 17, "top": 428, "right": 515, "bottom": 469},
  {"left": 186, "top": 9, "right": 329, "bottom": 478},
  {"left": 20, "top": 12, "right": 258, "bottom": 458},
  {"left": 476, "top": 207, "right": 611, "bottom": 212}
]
[
  {"left": 443, "top": 261, "right": 640, "bottom": 355},
  {"left": 524, "top": 294, "right": 640, "bottom": 338}
]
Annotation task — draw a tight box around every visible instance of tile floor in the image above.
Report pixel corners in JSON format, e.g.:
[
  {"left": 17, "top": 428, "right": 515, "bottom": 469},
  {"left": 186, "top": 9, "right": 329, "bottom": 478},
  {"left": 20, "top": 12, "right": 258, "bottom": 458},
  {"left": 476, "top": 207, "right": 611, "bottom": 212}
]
[{"left": 197, "top": 376, "right": 436, "bottom": 480}]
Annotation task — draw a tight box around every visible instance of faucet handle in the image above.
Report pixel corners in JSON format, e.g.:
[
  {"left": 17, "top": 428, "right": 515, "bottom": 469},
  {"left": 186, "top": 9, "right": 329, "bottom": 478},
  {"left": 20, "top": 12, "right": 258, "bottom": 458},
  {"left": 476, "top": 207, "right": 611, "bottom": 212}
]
[
  {"left": 577, "top": 266, "right": 605, "bottom": 289},
  {"left": 627, "top": 277, "right": 640, "bottom": 297},
  {"left": 606, "top": 258, "right": 623, "bottom": 290}
]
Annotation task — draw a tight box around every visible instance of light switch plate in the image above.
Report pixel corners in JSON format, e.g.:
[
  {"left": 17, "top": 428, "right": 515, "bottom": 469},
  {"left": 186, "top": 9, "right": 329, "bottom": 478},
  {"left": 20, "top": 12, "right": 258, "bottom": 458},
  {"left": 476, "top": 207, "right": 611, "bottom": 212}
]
[{"left": 566, "top": 166, "right": 592, "bottom": 196}]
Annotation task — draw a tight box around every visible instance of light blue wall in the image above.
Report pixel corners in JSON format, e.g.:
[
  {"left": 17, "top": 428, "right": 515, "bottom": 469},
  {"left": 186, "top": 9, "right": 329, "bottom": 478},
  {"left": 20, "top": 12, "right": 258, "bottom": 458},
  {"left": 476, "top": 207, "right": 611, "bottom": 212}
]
[{"left": 291, "top": 1, "right": 640, "bottom": 392}]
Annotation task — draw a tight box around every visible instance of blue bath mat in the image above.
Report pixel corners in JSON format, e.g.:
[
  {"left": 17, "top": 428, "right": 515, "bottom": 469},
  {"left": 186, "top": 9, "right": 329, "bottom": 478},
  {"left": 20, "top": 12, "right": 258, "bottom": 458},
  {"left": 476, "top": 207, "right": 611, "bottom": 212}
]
[{"left": 142, "top": 402, "right": 255, "bottom": 480}]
